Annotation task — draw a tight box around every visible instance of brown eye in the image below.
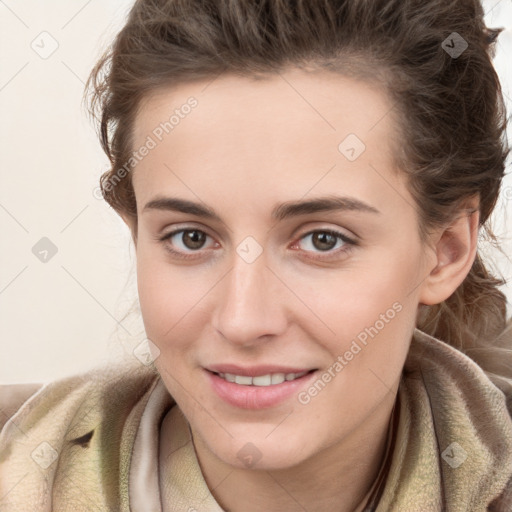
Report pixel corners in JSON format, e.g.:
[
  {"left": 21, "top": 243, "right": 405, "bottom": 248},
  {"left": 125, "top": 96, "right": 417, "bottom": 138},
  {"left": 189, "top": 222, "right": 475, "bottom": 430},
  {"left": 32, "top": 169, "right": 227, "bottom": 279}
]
[
  {"left": 180, "top": 230, "right": 207, "bottom": 250},
  {"left": 310, "top": 232, "right": 338, "bottom": 251},
  {"left": 292, "top": 229, "right": 357, "bottom": 260},
  {"left": 159, "top": 228, "right": 215, "bottom": 259}
]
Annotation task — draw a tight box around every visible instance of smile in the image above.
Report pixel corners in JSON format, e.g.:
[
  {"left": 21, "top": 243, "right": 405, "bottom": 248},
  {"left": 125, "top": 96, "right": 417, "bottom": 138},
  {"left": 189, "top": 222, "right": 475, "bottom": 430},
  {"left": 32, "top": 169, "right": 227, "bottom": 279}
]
[
  {"left": 215, "top": 371, "right": 310, "bottom": 386},
  {"left": 206, "top": 368, "right": 317, "bottom": 409}
]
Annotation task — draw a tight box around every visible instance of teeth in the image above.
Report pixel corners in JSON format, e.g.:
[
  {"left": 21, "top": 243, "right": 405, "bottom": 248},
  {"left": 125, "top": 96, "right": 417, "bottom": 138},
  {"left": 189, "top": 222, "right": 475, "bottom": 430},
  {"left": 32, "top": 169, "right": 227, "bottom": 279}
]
[
  {"left": 271, "top": 373, "right": 286, "bottom": 384},
  {"left": 235, "top": 375, "right": 252, "bottom": 385},
  {"left": 218, "top": 371, "right": 309, "bottom": 386},
  {"left": 252, "top": 374, "right": 272, "bottom": 386}
]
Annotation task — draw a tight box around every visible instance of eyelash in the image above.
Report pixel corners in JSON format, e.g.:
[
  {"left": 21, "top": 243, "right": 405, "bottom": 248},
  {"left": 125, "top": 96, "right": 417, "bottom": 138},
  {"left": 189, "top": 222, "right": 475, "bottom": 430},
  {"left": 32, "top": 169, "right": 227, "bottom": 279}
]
[{"left": 158, "top": 227, "right": 358, "bottom": 261}]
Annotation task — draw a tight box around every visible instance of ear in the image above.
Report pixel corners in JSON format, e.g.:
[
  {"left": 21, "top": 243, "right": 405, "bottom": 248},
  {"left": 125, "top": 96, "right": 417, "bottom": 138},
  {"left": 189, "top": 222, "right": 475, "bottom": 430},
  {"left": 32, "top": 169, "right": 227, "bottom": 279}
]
[{"left": 418, "top": 195, "right": 480, "bottom": 306}]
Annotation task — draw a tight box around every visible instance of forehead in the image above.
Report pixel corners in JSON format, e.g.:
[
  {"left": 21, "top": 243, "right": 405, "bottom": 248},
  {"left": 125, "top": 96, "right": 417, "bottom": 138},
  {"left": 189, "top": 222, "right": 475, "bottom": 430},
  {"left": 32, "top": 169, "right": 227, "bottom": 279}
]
[
  {"left": 134, "top": 68, "right": 398, "bottom": 148},
  {"left": 130, "top": 69, "right": 402, "bottom": 203}
]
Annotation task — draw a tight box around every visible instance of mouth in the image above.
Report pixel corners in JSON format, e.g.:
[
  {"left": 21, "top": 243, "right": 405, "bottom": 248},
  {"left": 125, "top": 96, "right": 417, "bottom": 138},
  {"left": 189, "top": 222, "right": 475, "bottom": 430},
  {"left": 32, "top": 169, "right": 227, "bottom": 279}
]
[{"left": 205, "top": 366, "right": 318, "bottom": 409}]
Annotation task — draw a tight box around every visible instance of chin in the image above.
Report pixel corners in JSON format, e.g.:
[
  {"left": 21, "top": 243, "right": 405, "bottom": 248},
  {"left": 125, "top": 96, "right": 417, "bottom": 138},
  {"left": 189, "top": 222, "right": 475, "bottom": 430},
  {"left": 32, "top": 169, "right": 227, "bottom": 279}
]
[{"left": 204, "top": 432, "right": 312, "bottom": 471}]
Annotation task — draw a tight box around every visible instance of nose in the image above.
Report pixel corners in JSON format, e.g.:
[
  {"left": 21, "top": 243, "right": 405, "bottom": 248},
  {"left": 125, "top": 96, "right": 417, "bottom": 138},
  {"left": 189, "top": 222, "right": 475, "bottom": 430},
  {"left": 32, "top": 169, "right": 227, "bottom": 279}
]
[{"left": 211, "top": 247, "right": 288, "bottom": 347}]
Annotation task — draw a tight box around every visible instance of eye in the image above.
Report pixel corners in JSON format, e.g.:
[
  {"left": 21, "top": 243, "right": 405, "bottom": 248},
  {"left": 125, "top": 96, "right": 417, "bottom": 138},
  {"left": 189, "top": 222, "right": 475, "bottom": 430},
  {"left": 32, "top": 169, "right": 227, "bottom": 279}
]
[
  {"left": 158, "top": 228, "right": 216, "bottom": 259},
  {"left": 291, "top": 229, "right": 357, "bottom": 259}
]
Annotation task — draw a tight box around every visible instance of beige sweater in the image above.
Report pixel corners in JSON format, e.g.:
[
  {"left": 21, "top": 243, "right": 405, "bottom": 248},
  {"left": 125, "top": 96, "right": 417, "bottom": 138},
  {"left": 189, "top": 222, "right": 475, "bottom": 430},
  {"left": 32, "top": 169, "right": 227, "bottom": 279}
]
[{"left": 1, "top": 329, "right": 512, "bottom": 511}]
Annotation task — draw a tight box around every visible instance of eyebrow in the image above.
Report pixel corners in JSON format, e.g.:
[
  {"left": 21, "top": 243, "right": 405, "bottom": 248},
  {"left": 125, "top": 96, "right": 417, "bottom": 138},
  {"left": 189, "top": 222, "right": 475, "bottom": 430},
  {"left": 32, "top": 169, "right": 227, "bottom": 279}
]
[{"left": 142, "top": 195, "right": 380, "bottom": 221}]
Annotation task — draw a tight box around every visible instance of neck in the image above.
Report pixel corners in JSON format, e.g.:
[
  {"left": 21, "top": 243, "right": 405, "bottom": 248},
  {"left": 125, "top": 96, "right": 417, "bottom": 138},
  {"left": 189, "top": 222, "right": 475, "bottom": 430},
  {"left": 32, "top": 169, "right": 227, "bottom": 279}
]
[{"left": 189, "top": 392, "right": 398, "bottom": 512}]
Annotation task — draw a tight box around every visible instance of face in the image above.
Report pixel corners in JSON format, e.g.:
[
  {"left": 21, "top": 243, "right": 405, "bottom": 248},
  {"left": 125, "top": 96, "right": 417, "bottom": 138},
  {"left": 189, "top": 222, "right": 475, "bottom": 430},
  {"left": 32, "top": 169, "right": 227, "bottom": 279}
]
[{"left": 129, "top": 68, "right": 433, "bottom": 470}]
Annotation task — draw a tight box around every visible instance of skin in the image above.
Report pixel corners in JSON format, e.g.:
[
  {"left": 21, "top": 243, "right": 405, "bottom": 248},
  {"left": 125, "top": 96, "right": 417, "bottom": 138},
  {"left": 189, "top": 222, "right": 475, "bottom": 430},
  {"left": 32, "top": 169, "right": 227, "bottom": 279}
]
[{"left": 123, "top": 68, "right": 479, "bottom": 512}]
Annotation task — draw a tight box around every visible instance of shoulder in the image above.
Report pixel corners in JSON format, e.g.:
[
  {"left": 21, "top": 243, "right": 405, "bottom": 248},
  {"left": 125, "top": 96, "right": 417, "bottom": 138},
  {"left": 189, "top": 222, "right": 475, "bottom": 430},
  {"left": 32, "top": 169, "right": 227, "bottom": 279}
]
[
  {"left": 0, "top": 382, "right": 45, "bottom": 431},
  {"left": 407, "top": 327, "right": 512, "bottom": 417},
  {"left": 0, "top": 358, "right": 159, "bottom": 440},
  {"left": 0, "top": 359, "right": 163, "bottom": 510},
  {"left": 400, "top": 329, "right": 512, "bottom": 508}
]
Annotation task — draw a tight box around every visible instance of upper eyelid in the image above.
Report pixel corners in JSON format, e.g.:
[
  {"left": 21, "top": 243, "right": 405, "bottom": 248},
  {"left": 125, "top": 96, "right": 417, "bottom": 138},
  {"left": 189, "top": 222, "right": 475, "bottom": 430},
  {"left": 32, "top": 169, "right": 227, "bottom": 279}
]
[
  {"left": 160, "top": 223, "right": 355, "bottom": 238},
  {"left": 155, "top": 211, "right": 363, "bottom": 238}
]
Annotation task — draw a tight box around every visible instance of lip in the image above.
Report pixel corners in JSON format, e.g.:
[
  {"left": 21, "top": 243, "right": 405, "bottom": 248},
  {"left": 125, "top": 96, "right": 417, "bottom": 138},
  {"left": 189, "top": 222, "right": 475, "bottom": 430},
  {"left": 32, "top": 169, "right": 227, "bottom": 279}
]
[
  {"left": 205, "top": 368, "right": 317, "bottom": 410},
  {"left": 206, "top": 364, "right": 313, "bottom": 377}
]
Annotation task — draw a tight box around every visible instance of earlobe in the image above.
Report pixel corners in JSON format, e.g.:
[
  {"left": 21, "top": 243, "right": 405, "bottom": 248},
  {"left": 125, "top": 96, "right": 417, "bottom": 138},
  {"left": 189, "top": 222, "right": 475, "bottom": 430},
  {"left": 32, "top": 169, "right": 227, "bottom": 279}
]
[{"left": 418, "top": 198, "right": 480, "bottom": 306}]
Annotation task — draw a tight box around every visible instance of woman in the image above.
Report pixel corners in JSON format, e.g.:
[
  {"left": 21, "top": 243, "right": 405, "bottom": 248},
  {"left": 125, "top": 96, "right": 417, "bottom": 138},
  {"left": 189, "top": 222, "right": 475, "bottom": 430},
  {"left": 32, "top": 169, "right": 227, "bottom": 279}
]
[{"left": 1, "top": 0, "right": 511, "bottom": 510}]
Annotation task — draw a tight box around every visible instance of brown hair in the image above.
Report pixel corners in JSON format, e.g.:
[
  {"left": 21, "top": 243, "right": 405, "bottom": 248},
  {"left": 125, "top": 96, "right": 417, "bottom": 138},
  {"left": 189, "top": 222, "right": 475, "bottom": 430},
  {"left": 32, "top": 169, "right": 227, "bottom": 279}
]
[{"left": 84, "top": 0, "right": 512, "bottom": 390}]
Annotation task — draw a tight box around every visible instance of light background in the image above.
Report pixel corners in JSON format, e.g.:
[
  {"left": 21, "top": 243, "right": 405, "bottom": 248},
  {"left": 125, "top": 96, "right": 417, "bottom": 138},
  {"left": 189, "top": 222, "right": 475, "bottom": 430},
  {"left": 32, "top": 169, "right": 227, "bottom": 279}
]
[{"left": 1, "top": 0, "right": 511, "bottom": 384}]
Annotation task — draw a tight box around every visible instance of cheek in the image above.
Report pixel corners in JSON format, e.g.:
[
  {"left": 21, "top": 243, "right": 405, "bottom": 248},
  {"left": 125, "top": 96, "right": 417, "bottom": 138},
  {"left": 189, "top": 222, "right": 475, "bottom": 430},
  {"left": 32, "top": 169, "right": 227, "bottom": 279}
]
[
  {"left": 303, "top": 252, "right": 419, "bottom": 340},
  {"left": 135, "top": 249, "right": 214, "bottom": 351},
  {"left": 135, "top": 254, "right": 206, "bottom": 400},
  {"left": 136, "top": 251, "right": 183, "bottom": 343},
  {"left": 293, "top": 269, "right": 418, "bottom": 428},
  {"left": 295, "top": 246, "right": 422, "bottom": 389}
]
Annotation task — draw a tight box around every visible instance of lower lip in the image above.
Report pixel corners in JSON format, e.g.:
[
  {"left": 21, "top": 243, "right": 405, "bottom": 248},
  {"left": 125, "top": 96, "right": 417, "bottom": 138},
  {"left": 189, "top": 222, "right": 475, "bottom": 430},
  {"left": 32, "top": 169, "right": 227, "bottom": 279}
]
[{"left": 206, "top": 370, "right": 316, "bottom": 409}]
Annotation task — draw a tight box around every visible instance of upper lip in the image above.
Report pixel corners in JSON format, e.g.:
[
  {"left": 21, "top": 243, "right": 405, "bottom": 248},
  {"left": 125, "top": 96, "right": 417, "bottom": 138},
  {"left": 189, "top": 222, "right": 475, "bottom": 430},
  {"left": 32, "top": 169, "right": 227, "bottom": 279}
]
[{"left": 206, "top": 364, "right": 315, "bottom": 377}]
